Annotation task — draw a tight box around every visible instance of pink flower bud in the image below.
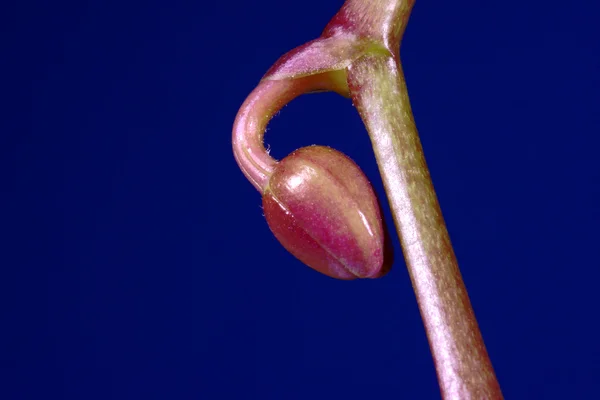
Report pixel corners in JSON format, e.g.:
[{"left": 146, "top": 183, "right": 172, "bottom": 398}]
[{"left": 262, "top": 146, "right": 388, "bottom": 280}]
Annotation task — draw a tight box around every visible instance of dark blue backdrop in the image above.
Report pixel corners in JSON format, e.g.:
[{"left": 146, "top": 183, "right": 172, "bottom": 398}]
[{"left": 3, "top": 0, "right": 600, "bottom": 398}]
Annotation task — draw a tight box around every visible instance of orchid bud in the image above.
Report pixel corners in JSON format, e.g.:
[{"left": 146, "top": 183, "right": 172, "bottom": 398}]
[{"left": 262, "top": 145, "right": 387, "bottom": 280}]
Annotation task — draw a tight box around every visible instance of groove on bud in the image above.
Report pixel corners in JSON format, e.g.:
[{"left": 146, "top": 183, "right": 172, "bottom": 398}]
[{"left": 262, "top": 145, "right": 388, "bottom": 280}]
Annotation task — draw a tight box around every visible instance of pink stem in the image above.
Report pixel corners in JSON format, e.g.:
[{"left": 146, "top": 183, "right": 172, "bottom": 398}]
[
  {"left": 232, "top": 0, "right": 503, "bottom": 397},
  {"left": 348, "top": 54, "right": 503, "bottom": 399},
  {"left": 232, "top": 73, "right": 350, "bottom": 192},
  {"left": 329, "top": 0, "right": 504, "bottom": 397}
]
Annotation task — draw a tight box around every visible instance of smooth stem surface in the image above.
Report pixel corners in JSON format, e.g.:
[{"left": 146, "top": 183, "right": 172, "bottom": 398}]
[{"left": 348, "top": 54, "right": 502, "bottom": 399}]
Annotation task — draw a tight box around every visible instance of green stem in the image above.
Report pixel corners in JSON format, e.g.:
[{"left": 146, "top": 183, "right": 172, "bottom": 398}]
[
  {"left": 233, "top": 0, "right": 504, "bottom": 397},
  {"left": 347, "top": 52, "right": 502, "bottom": 399}
]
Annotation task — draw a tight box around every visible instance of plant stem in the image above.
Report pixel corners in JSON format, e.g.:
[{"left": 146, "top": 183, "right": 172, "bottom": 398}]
[
  {"left": 233, "top": 0, "right": 504, "bottom": 396},
  {"left": 344, "top": 10, "right": 503, "bottom": 400}
]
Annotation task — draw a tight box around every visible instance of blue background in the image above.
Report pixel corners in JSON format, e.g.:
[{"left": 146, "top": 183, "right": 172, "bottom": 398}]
[{"left": 3, "top": 0, "right": 600, "bottom": 398}]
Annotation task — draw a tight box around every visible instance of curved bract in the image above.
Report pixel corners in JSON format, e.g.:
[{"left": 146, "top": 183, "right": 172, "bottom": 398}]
[{"left": 231, "top": 10, "right": 392, "bottom": 280}]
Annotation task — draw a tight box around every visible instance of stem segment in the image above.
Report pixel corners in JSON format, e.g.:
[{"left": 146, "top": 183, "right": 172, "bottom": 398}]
[
  {"left": 347, "top": 38, "right": 503, "bottom": 400},
  {"left": 233, "top": 0, "right": 503, "bottom": 397}
]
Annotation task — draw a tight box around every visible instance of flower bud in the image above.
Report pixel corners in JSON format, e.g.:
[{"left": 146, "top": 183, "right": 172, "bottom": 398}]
[{"left": 262, "top": 146, "right": 387, "bottom": 279}]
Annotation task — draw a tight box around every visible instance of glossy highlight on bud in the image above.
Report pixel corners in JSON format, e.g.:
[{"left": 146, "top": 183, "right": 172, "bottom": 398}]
[{"left": 262, "top": 146, "right": 387, "bottom": 280}]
